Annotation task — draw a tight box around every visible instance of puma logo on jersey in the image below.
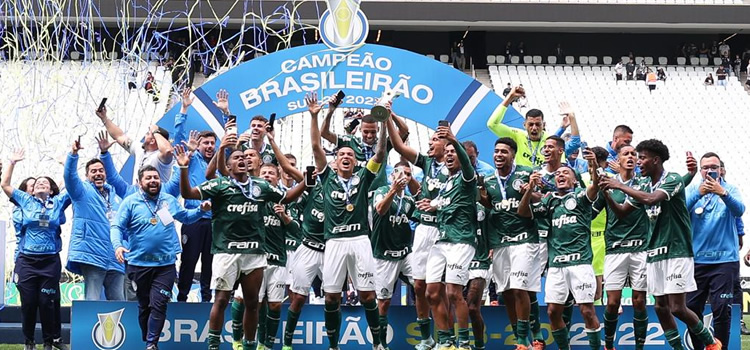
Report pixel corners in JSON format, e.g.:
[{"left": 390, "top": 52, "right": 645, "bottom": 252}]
[
  {"left": 552, "top": 253, "right": 581, "bottom": 263},
  {"left": 501, "top": 232, "right": 528, "bottom": 243},
  {"left": 551, "top": 214, "right": 577, "bottom": 228},
  {"left": 227, "top": 203, "right": 259, "bottom": 214},
  {"left": 389, "top": 214, "right": 410, "bottom": 225},
  {"left": 228, "top": 241, "right": 260, "bottom": 249},
  {"left": 331, "top": 223, "right": 361, "bottom": 234},
  {"left": 611, "top": 239, "right": 644, "bottom": 249},
  {"left": 648, "top": 246, "right": 668, "bottom": 257},
  {"left": 264, "top": 216, "right": 281, "bottom": 227},
  {"left": 331, "top": 188, "right": 358, "bottom": 200},
  {"left": 494, "top": 198, "right": 520, "bottom": 211}
]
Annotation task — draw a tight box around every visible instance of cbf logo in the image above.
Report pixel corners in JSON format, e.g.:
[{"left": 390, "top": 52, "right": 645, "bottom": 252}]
[
  {"left": 320, "top": 0, "right": 369, "bottom": 51},
  {"left": 91, "top": 308, "right": 126, "bottom": 350}
]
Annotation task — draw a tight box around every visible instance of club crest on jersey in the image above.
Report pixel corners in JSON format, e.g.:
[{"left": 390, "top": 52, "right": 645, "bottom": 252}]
[
  {"left": 564, "top": 197, "right": 577, "bottom": 210},
  {"left": 512, "top": 179, "right": 524, "bottom": 191},
  {"left": 351, "top": 174, "right": 360, "bottom": 186},
  {"left": 252, "top": 186, "right": 262, "bottom": 198},
  {"left": 263, "top": 155, "right": 273, "bottom": 164},
  {"left": 403, "top": 202, "right": 411, "bottom": 213},
  {"left": 477, "top": 210, "right": 485, "bottom": 221}
]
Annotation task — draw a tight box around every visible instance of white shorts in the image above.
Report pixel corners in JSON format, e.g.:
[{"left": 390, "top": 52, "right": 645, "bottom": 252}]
[
  {"left": 604, "top": 252, "right": 648, "bottom": 292},
  {"left": 286, "top": 248, "right": 298, "bottom": 285},
  {"left": 537, "top": 237, "right": 549, "bottom": 273},
  {"left": 211, "top": 253, "right": 267, "bottom": 291},
  {"left": 322, "top": 236, "right": 377, "bottom": 293},
  {"left": 412, "top": 224, "right": 439, "bottom": 280},
  {"left": 468, "top": 268, "right": 491, "bottom": 301},
  {"left": 426, "top": 242, "right": 475, "bottom": 285},
  {"left": 375, "top": 257, "right": 414, "bottom": 300},
  {"left": 545, "top": 264, "right": 596, "bottom": 304},
  {"left": 260, "top": 265, "right": 288, "bottom": 302},
  {"left": 289, "top": 245, "right": 324, "bottom": 296},
  {"left": 647, "top": 257, "right": 697, "bottom": 296},
  {"left": 493, "top": 243, "right": 543, "bottom": 293}
]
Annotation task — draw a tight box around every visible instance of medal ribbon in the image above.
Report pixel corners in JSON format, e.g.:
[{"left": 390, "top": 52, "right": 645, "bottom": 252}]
[
  {"left": 495, "top": 164, "right": 516, "bottom": 201},
  {"left": 232, "top": 177, "right": 255, "bottom": 201},
  {"left": 527, "top": 137, "right": 543, "bottom": 165},
  {"left": 139, "top": 191, "right": 160, "bottom": 219},
  {"left": 337, "top": 176, "right": 354, "bottom": 205}
]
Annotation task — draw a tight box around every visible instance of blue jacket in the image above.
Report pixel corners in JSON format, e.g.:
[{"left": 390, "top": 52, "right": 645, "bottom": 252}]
[
  {"left": 553, "top": 127, "right": 588, "bottom": 174},
  {"left": 64, "top": 153, "right": 125, "bottom": 274},
  {"left": 12, "top": 190, "right": 71, "bottom": 256},
  {"left": 686, "top": 179, "right": 746, "bottom": 264},
  {"left": 111, "top": 190, "right": 202, "bottom": 267}
]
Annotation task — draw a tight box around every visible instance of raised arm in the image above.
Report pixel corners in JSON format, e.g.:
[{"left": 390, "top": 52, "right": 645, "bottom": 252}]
[
  {"left": 390, "top": 110, "right": 410, "bottom": 142},
  {"left": 439, "top": 126, "right": 474, "bottom": 181},
  {"left": 1, "top": 150, "right": 24, "bottom": 197},
  {"left": 169, "top": 195, "right": 205, "bottom": 225},
  {"left": 173, "top": 88, "right": 194, "bottom": 146},
  {"left": 175, "top": 145, "right": 202, "bottom": 200},
  {"left": 152, "top": 130, "right": 174, "bottom": 164},
  {"left": 307, "top": 92, "right": 328, "bottom": 172},
  {"left": 267, "top": 130, "right": 303, "bottom": 182},
  {"left": 376, "top": 176, "right": 407, "bottom": 216},
  {"left": 214, "top": 121, "right": 237, "bottom": 178},
  {"left": 487, "top": 86, "right": 523, "bottom": 137},
  {"left": 371, "top": 117, "right": 388, "bottom": 165},
  {"left": 281, "top": 180, "right": 309, "bottom": 204},
  {"left": 611, "top": 178, "right": 667, "bottom": 206},
  {"left": 96, "top": 131, "right": 132, "bottom": 198},
  {"left": 586, "top": 158, "right": 600, "bottom": 202},
  {"left": 559, "top": 101, "right": 581, "bottom": 157},
  {"left": 63, "top": 140, "right": 87, "bottom": 200},
  {"left": 319, "top": 94, "right": 341, "bottom": 145},
  {"left": 518, "top": 171, "right": 541, "bottom": 218},
  {"left": 386, "top": 115, "right": 418, "bottom": 163},
  {"left": 96, "top": 107, "right": 132, "bottom": 151}
]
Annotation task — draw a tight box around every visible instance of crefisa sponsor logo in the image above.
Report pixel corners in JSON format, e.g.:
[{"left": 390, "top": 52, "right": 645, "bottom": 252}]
[{"left": 91, "top": 308, "right": 126, "bottom": 350}]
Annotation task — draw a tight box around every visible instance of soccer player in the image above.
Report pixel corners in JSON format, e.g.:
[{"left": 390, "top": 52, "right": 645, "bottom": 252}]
[
  {"left": 309, "top": 92, "right": 388, "bottom": 350},
  {"left": 423, "top": 125, "right": 477, "bottom": 350},
  {"left": 479, "top": 137, "right": 541, "bottom": 350},
  {"left": 598, "top": 139, "right": 722, "bottom": 350},
  {"left": 518, "top": 163, "right": 602, "bottom": 350},
  {"left": 604, "top": 125, "right": 635, "bottom": 174},
  {"left": 593, "top": 145, "right": 649, "bottom": 350},
  {"left": 111, "top": 165, "right": 208, "bottom": 350},
  {"left": 386, "top": 113, "right": 449, "bottom": 350},
  {"left": 486, "top": 85, "right": 548, "bottom": 167},
  {"left": 466, "top": 201, "right": 491, "bottom": 350},
  {"left": 370, "top": 161, "right": 416, "bottom": 350},
  {"left": 176, "top": 133, "right": 306, "bottom": 350},
  {"left": 211, "top": 88, "right": 276, "bottom": 165}
]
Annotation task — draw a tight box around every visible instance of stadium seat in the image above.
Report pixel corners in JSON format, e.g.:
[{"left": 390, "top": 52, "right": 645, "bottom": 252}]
[
  {"left": 439, "top": 55, "right": 449, "bottom": 63},
  {"left": 426, "top": 54, "right": 435, "bottom": 59},
  {"left": 70, "top": 51, "right": 81, "bottom": 60},
  {"left": 699, "top": 57, "right": 709, "bottom": 65},
  {"left": 579, "top": 56, "right": 589, "bottom": 65},
  {"left": 533, "top": 56, "right": 542, "bottom": 64},
  {"left": 602, "top": 56, "right": 612, "bottom": 65},
  {"left": 690, "top": 57, "right": 699, "bottom": 65},
  {"left": 644, "top": 57, "right": 653, "bottom": 65},
  {"left": 677, "top": 57, "right": 686, "bottom": 65},
  {"left": 523, "top": 56, "right": 533, "bottom": 64},
  {"left": 511, "top": 56, "right": 520, "bottom": 64},
  {"left": 589, "top": 56, "right": 598, "bottom": 64},
  {"left": 565, "top": 56, "right": 575, "bottom": 64},
  {"left": 713, "top": 57, "right": 722, "bottom": 65},
  {"left": 547, "top": 56, "right": 557, "bottom": 64},
  {"left": 487, "top": 55, "right": 496, "bottom": 64},
  {"left": 658, "top": 57, "right": 668, "bottom": 65},
  {"left": 497, "top": 55, "right": 506, "bottom": 64}
]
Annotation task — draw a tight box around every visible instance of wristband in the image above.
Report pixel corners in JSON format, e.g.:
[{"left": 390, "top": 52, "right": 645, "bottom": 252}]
[{"left": 179, "top": 165, "right": 189, "bottom": 169}]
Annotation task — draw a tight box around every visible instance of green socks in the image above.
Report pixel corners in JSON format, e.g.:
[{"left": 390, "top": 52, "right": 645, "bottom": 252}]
[
  {"left": 362, "top": 300, "right": 381, "bottom": 346},
  {"left": 264, "top": 309, "right": 281, "bottom": 348},
  {"left": 284, "top": 309, "right": 301, "bottom": 346},
  {"left": 516, "top": 320, "right": 530, "bottom": 346},
  {"left": 242, "top": 339, "right": 256, "bottom": 350},
  {"left": 529, "top": 293, "right": 544, "bottom": 341},
  {"left": 665, "top": 328, "right": 685, "bottom": 350},
  {"left": 324, "top": 301, "right": 341, "bottom": 348},
  {"left": 231, "top": 299, "right": 245, "bottom": 342},
  {"left": 586, "top": 327, "right": 602, "bottom": 350},
  {"left": 689, "top": 320, "right": 716, "bottom": 345},
  {"left": 208, "top": 329, "right": 221, "bottom": 350},
  {"left": 437, "top": 329, "right": 454, "bottom": 345},
  {"left": 257, "top": 303, "right": 267, "bottom": 345},
  {"left": 457, "top": 327, "right": 470, "bottom": 348},
  {"left": 379, "top": 315, "right": 389, "bottom": 346},
  {"left": 417, "top": 318, "right": 432, "bottom": 341},
  {"left": 633, "top": 309, "right": 648, "bottom": 350},
  {"left": 552, "top": 328, "right": 570, "bottom": 350},
  {"left": 603, "top": 310, "right": 618, "bottom": 349}
]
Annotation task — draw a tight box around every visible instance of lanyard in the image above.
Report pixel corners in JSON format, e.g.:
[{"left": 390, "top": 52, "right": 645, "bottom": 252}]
[
  {"left": 139, "top": 191, "right": 160, "bottom": 217},
  {"left": 648, "top": 171, "right": 667, "bottom": 193},
  {"left": 495, "top": 164, "right": 516, "bottom": 201},
  {"left": 99, "top": 188, "right": 112, "bottom": 213},
  {"left": 394, "top": 193, "right": 404, "bottom": 217},
  {"left": 527, "top": 137, "right": 543, "bottom": 165},
  {"left": 35, "top": 197, "right": 54, "bottom": 215},
  {"left": 430, "top": 161, "right": 446, "bottom": 179},
  {"left": 337, "top": 176, "right": 354, "bottom": 204},
  {"left": 232, "top": 177, "right": 255, "bottom": 201}
]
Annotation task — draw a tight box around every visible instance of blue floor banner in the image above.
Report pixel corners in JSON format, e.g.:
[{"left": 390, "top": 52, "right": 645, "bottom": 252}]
[{"left": 72, "top": 301, "right": 739, "bottom": 349}]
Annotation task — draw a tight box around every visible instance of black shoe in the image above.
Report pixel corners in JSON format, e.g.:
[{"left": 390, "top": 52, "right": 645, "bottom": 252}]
[
  {"left": 24, "top": 340, "right": 35, "bottom": 350},
  {"left": 742, "top": 320, "right": 750, "bottom": 335},
  {"left": 147, "top": 343, "right": 159, "bottom": 350},
  {"left": 46, "top": 338, "right": 69, "bottom": 350}
]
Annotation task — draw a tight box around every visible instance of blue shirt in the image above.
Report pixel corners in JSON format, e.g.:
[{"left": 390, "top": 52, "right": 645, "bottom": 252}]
[
  {"left": 686, "top": 179, "right": 746, "bottom": 264},
  {"left": 12, "top": 190, "right": 71, "bottom": 255},
  {"left": 111, "top": 190, "right": 203, "bottom": 267},
  {"left": 474, "top": 159, "right": 495, "bottom": 177},
  {"left": 553, "top": 127, "right": 588, "bottom": 174}
]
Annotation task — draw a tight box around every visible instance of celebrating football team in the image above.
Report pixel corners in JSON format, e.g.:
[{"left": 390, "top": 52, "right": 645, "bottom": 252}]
[{"left": 2, "top": 84, "right": 740, "bottom": 350}]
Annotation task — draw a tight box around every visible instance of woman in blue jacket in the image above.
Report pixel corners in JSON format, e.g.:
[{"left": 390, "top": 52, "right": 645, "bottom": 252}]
[{"left": 2, "top": 149, "right": 71, "bottom": 350}]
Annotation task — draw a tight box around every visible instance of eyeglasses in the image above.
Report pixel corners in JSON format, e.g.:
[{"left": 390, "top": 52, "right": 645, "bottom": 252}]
[{"left": 701, "top": 165, "right": 720, "bottom": 171}]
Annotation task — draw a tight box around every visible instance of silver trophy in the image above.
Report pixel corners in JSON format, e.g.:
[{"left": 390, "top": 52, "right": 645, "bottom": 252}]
[{"left": 370, "top": 90, "right": 400, "bottom": 122}]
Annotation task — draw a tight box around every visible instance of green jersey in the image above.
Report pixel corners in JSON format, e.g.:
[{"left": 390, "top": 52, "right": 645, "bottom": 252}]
[
  {"left": 370, "top": 186, "right": 416, "bottom": 261},
  {"left": 534, "top": 188, "right": 595, "bottom": 268},
  {"left": 471, "top": 204, "right": 491, "bottom": 270},
  {"left": 413, "top": 153, "right": 449, "bottom": 226},
  {"left": 592, "top": 175, "right": 649, "bottom": 254},
  {"left": 320, "top": 165, "right": 376, "bottom": 240},
  {"left": 284, "top": 197, "right": 303, "bottom": 251},
  {"left": 534, "top": 165, "right": 586, "bottom": 240},
  {"left": 264, "top": 202, "right": 300, "bottom": 266},
  {"left": 436, "top": 171, "right": 478, "bottom": 246},
  {"left": 239, "top": 142, "right": 277, "bottom": 165},
  {"left": 484, "top": 165, "right": 538, "bottom": 248},
  {"left": 198, "top": 176, "right": 285, "bottom": 254},
  {"left": 300, "top": 184, "right": 326, "bottom": 251},
  {"left": 336, "top": 134, "right": 391, "bottom": 163},
  {"left": 633, "top": 172, "right": 693, "bottom": 263}
]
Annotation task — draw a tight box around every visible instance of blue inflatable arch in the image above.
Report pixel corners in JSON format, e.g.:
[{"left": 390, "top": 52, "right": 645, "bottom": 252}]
[{"left": 121, "top": 44, "right": 524, "bottom": 180}]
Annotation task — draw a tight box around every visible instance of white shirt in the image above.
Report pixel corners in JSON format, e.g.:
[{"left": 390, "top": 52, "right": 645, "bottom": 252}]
[{"left": 129, "top": 142, "right": 173, "bottom": 183}]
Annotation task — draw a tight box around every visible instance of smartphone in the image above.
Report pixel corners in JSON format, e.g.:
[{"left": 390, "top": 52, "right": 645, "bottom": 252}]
[
  {"left": 708, "top": 171, "right": 719, "bottom": 180},
  {"left": 438, "top": 120, "right": 450, "bottom": 127},
  {"left": 305, "top": 166, "right": 317, "bottom": 187},
  {"left": 97, "top": 98, "right": 107, "bottom": 112},
  {"left": 346, "top": 118, "right": 360, "bottom": 133},
  {"left": 77, "top": 135, "right": 81, "bottom": 145},
  {"left": 580, "top": 141, "right": 588, "bottom": 153},
  {"left": 226, "top": 115, "right": 237, "bottom": 135},
  {"left": 267, "top": 113, "right": 277, "bottom": 132},
  {"left": 477, "top": 175, "right": 485, "bottom": 187},
  {"left": 335, "top": 90, "right": 346, "bottom": 102}
]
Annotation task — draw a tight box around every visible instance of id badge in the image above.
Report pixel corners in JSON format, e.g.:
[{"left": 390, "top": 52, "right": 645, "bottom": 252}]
[
  {"left": 39, "top": 214, "right": 50, "bottom": 228},
  {"left": 106, "top": 210, "right": 116, "bottom": 223},
  {"left": 157, "top": 207, "right": 174, "bottom": 226}
]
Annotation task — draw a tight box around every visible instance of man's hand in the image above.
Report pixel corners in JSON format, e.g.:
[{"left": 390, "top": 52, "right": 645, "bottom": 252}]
[
  {"left": 607, "top": 160, "right": 621, "bottom": 173},
  {"left": 598, "top": 175, "right": 619, "bottom": 191},
  {"left": 174, "top": 145, "right": 192, "bottom": 166},
  {"left": 72, "top": 138, "right": 83, "bottom": 155},
  {"left": 237, "top": 133, "right": 250, "bottom": 147},
  {"left": 510, "top": 86, "right": 525, "bottom": 100},
  {"left": 744, "top": 250, "right": 750, "bottom": 267},
  {"left": 558, "top": 101, "right": 574, "bottom": 117},
  {"left": 266, "top": 123, "right": 275, "bottom": 141},
  {"left": 703, "top": 176, "right": 726, "bottom": 196},
  {"left": 306, "top": 92, "right": 322, "bottom": 116},
  {"left": 329, "top": 92, "right": 343, "bottom": 109},
  {"left": 10, "top": 149, "right": 25, "bottom": 164},
  {"left": 686, "top": 151, "right": 697, "bottom": 175},
  {"left": 95, "top": 130, "right": 116, "bottom": 153},
  {"left": 183, "top": 130, "right": 200, "bottom": 152},
  {"left": 200, "top": 201, "right": 212, "bottom": 212},
  {"left": 390, "top": 172, "right": 408, "bottom": 193},
  {"left": 95, "top": 106, "right": 108, "bottom": 123},
  {"left": 221, "top": 132, "right": 238, "bottom": 150},
  {"left": 213, "top": 89, "right": 230, "bottom": 115},
  {"left": 529, "top": 171, "right": 541, "bottom": 189},
  {"left": 180, "top": 87, "right": 194, "bottom": 114},
  {"left": 115, "top": 246, "right": 129, "bottom": 263},
  {"left": 436, "top": 125, "right": 456, "bottom": 144},
  {"left": 699, "top": 182, "right": 710, "bottom": 196},
  {"left": 560, "top": 115, "right": 570, "bottom": 130},
  {"left": 416, "top": 198, "right": 436, "bottom": 213}
]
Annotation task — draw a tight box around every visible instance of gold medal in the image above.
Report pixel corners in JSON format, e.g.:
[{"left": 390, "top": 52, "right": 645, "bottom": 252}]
[
  {"left": 346, "top": 203, "right": 355, "bottom": 212},
  {"left": 150, "top": 217, "right": 158, "bottom": 225}
]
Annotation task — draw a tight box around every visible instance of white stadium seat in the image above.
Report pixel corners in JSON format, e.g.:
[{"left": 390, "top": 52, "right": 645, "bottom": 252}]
[{"left": 487, "top": 55, "right": 496, "bottom": 64}]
